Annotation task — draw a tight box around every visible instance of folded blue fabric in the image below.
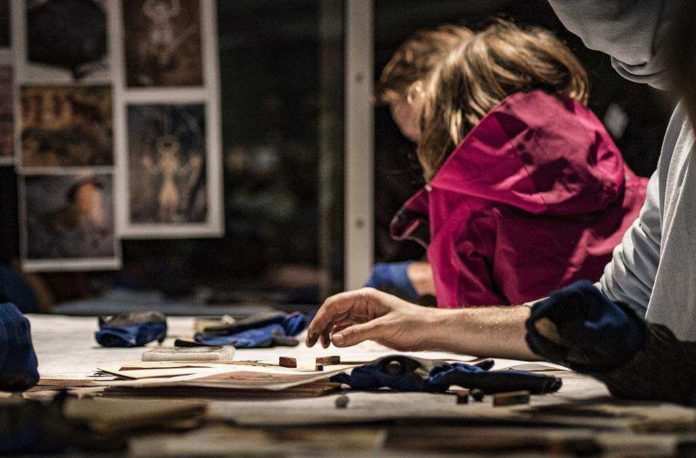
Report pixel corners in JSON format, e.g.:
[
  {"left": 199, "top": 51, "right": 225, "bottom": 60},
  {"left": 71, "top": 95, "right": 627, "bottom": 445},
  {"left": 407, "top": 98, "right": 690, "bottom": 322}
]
[
  {"left": 331, "top": 356, "right": 562, "bottom": 394},
  {"left": 95, "top": 312, "right": 167, "bottom": 348},
  {"left": 526, "top": 280, "right": 647, "bottom": 373},
  {"left": 365, "top": 262, "right": 419, "bottom": 301},
  {"left": 194, "top": 312, "right": 307, "bottom": 348},
  {"left": 0, "top": 303, "right": 39, "bottom": 392}
]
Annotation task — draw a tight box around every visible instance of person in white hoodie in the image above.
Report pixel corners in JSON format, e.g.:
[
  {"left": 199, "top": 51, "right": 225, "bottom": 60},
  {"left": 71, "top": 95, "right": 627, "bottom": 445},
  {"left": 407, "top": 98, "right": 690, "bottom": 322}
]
[{"left": 306, "top": 0, "right": 696, "bottom": 404}]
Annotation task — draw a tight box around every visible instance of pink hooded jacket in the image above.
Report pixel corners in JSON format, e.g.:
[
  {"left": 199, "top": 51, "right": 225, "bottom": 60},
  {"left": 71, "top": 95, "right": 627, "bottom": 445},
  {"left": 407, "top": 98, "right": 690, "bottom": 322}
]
[{"left": 391, "top": 90, "right": 647, "bottom": 308}]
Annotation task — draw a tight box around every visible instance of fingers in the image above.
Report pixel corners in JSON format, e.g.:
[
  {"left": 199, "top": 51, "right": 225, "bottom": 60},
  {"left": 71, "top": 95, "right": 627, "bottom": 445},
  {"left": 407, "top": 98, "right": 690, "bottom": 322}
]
[
  {"left": 306, "top": 289, "right": 377, "bottom": 347},
  {"left": 331, "top": 318, "right": 386, "bottom": 347}
]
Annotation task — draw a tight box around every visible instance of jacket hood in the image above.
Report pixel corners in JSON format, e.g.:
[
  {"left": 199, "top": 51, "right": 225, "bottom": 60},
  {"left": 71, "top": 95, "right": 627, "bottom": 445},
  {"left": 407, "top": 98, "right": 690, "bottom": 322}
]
[{"left": 429, "top": 90, "right": 625, "bottom": 215}]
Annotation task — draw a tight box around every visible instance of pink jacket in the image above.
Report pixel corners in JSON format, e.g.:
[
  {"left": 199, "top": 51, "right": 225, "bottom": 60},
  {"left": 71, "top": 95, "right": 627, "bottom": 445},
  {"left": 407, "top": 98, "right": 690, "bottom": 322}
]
[{"left": 391, "top": 90, "right": 647, "bottom": 308}]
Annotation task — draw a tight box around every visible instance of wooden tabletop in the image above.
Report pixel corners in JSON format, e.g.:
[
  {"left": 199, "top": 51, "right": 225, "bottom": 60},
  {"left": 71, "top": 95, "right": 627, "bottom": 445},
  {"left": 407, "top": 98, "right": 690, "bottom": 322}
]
[{"left": 24, "top": 314, "right": 696, "bottom": 457}]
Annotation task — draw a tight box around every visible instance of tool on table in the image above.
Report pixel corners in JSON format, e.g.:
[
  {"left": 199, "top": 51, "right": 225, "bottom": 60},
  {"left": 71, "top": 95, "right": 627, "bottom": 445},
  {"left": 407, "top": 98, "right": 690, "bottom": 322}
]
[
  {"left": 95, "top": 312, "right": 167, "bottom": 348},
  {"left": 193, "top": 312, "right": 307, "bottom": 348},
  {"left": 193, "top": 315, "right": 236, "bottom": 334},
  {"left": 142, "top": 346, "right": 235, "bottom": 362}
]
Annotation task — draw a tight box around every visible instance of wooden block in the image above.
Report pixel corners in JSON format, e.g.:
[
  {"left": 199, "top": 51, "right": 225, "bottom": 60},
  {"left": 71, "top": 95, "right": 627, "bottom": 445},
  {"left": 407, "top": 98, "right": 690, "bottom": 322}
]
[
  {"left": 493, "top": 390, "right": 530, "bottom": 407},
  {"left": 452, "top": 389, "right": 470, "bottom": 405},
  {"left": 316, "top": 356, "right": 341, "bottom": 365},
  {"left": 278, "top": 357, "right": 297, "bottom": 368}
]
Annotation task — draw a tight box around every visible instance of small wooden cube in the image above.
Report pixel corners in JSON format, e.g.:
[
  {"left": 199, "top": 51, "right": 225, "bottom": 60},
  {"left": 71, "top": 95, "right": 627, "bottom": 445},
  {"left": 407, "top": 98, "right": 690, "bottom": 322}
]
[
  {"left": 316, "top": 356, "right": 341, "bottom": 365},
  {"left": 279, "top": 356, "right": 297, "bottom": 368},
  {"left": 493, "top": 390, "right": 531, "bottom": 407},
  {"left": 452, "top": 389, "right": 470, "bottom": 405}
]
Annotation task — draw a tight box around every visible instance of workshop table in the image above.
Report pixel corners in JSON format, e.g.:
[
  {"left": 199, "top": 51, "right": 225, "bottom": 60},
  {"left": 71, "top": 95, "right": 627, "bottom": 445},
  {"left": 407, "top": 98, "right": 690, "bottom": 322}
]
[{"left": 23, "top": 314, "right": 696, "bottom": 457}]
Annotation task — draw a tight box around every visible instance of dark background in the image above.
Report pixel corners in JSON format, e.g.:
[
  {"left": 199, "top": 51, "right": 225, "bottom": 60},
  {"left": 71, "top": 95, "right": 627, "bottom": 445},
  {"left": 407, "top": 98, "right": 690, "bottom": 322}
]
[{"left": 0, "top": 0, "right": 673, "bottom": 307}]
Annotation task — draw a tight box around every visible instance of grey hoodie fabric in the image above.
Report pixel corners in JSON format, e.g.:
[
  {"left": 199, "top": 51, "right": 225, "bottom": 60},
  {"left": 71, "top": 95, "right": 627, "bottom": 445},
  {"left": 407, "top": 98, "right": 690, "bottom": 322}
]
[{"left": 548, "top": 0, "right": 696, "bottom": 340}]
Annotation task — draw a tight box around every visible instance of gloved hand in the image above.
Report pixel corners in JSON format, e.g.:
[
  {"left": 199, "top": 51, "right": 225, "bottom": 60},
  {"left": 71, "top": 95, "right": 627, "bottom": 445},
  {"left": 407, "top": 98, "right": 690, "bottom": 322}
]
[
  {"left": 95, "top": 312, "right": 167, "bottom": 348},
  {"left": 525, "top": 280, "right": 647, "bottom": 373},
  {"left": 365, "top": 262, "right": 419, "bottom": 301},
  {"left": 0, "top": 303, "right": 39, "bottom": 392}
]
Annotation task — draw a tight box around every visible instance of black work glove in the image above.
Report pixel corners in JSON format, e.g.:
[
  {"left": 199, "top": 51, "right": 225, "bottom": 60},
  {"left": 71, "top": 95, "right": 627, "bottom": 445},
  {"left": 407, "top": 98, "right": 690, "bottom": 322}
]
[{"left": 526, "top": 280, "right": 647, "bottom": 373}]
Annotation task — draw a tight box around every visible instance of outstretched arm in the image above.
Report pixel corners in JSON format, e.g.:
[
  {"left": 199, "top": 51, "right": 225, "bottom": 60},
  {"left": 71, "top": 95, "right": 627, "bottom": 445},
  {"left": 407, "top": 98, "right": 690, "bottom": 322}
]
[{"left": 306, "top": 288, "right": 537, "bottom": 360}]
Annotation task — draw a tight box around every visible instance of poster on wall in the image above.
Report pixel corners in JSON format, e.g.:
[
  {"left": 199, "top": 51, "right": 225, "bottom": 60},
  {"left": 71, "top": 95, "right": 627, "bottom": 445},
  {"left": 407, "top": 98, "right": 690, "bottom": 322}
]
[
  {"left": 14, "top": 0, "right": 111, "bottom": 83},
  {"left": 0, "top": 65, "right": 13, "bottom": 164},
  {"left": 18, "top": 84, "right": 113, "bottom": 170},
  {"left": 122, "top": 0, "right": 203, "bottom": 88},
  {"left": 20, "top": 172, "right": 121, "bottom": 271},
  {"left": 121, "top": 102, "right": 221, "bottom": 236}
]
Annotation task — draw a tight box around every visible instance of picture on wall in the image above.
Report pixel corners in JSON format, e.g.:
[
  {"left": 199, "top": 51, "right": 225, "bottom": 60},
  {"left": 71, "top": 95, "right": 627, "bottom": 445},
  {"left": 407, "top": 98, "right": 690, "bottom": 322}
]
[
  {"left": 0, "top": 0, "right": 10, "bottom": 48},
  {"left": 20, "top": 0, "right": 110, "bottom": 82},
  {"left": 21, "top": 173, "right": 120, "bottom": 271},
  {"left": 125, "top": 103, "right": 210, "bottom": 230},
  {"left": 19, "top": 84, "right": 113, "bottom": 169},
  {"left": 122, "top": 0, "right": 203, "bottom": 88},
  {"left": 0, "top": 65, "right": 12, "bottom": 164}
]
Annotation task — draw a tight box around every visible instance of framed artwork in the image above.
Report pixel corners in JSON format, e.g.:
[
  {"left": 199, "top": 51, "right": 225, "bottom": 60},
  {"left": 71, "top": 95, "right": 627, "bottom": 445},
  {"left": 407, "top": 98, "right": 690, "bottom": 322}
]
[
  {"left": 118, "top": 101, "right": 221, "bottom": 237},
  {"left": 20, "top": 172, "right": 121, "bottom": 271},
  {"left": 14, "top": 0, "right": 111, "bottom": 83},
  {"left": 122, "top": 0, "right": 203, "bottom": 88},
  {"left": 18, "top": 84, "right": 113, "bottom": 170},
  {"left": 113, "top": 0, "right": 222, "bottom": 238}
]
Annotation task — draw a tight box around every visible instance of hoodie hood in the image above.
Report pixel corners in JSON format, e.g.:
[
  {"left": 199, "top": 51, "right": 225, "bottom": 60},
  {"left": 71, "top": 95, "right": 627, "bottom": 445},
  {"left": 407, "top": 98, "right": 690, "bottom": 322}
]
[{"left": 429, "top": 90, "right": 625, "bottom": 216}]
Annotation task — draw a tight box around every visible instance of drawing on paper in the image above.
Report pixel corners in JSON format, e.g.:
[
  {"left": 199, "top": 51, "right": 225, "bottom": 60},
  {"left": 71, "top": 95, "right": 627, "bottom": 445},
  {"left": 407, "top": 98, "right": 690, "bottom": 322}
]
[{"left": 127, "top": 103, "right": 207, "bottom": 225}]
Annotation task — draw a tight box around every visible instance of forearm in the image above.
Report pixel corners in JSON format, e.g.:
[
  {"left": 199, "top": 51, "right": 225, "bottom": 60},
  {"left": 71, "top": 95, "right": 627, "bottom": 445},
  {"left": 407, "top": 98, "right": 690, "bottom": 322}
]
[{"left": 427, "top": 306, "right": 538, "bottom": 360}]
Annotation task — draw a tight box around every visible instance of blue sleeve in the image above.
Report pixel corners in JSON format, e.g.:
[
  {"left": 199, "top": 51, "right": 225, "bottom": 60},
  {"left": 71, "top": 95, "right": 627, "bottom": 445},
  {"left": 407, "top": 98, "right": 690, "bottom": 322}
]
[
  {"left": 548, "top": 0, "right": 672, "bottom": 88},
  {"left": 0, "top": 303, "right": 39, "bottom": 392},
  {"left": 599, "top": 173, "right": 661, "bottom": 317}
]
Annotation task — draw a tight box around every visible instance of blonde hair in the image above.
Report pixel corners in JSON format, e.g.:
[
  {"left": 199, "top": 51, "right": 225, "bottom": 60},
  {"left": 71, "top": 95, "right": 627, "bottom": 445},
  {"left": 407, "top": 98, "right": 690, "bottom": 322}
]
[
  {"left": 418, "top": 20, "right": 590, "bottom": 180},
  {"left": 377, "top": 25, "right": 474, "bottom": 104}
]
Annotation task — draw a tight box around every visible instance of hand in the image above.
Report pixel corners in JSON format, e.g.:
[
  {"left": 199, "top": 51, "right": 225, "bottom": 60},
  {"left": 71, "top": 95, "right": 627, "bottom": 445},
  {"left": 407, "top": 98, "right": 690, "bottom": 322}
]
[
  {"left": 526, "top": 280, "right": 647, "bottom": 372},
  {"left": 306, "top": 288, "right": 438, "bottom": 350}
]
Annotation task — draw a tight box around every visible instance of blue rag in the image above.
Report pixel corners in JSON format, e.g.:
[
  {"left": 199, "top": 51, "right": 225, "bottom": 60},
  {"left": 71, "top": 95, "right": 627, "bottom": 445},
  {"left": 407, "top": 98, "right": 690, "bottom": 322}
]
[
  {"left": 332, "top": 356, "right": 562, "bottom": 394},
  {"left": 526, "top": 280, "right": 647, "bottom": 373},
  {"left": 0, "top": 303, "right": 39, "bottom": 392},
  {"left": 365, "top": 262, "right": 419, "bottom": 301},
  {"left": 194, "top": 312, "right": 307, "bottom": 348},
  {"left": 95, "top": 312, "right": 167, "bottom": 348}
]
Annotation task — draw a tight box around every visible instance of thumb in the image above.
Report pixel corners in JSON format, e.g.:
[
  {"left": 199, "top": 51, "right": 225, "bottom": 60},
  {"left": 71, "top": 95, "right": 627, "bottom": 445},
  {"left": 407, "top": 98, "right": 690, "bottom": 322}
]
[{"left": 332, "top": 318, "right": 387, "bottom": 347}]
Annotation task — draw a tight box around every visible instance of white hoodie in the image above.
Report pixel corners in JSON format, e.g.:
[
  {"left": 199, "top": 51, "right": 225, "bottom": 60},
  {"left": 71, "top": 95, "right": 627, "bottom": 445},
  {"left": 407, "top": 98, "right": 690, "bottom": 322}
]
[{"left": 549, "top": 0, "right": 696, "bottom": 340}]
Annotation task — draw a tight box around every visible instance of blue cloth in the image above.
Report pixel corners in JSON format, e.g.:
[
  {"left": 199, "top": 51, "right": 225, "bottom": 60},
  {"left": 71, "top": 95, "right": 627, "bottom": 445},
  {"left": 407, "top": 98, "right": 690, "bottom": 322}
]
[
  {"left": 331, "top": 356, "right": 562, "bottom": 394},
  {"left": 95, "top": 317, "right": 167, "bottom": 348},
  {"left": 0, "top": 264, "right": 38, "bottom": 314},
  {"left": 365, "top": 262, "right": 419, "bottom": 301},
  {"left": 194, "top": 312, "right": 307, "bottom": 348},
  {"left": 526, "top": 280, "right": 647, "bottom": 373},
  {"left": 0, "top": 303, "right": 39, "bottom": 392}
]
